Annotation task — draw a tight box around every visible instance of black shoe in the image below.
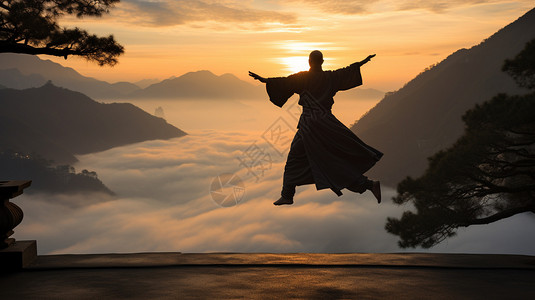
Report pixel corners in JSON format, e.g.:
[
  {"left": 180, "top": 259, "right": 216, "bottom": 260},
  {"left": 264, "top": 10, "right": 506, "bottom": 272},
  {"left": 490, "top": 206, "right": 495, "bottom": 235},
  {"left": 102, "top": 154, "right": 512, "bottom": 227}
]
[
  {"left": 274, "top": 197, "right": 294, "bottom": 206},
  {"left": 371, "top": 181, "right": 381, "bottom": 204}
]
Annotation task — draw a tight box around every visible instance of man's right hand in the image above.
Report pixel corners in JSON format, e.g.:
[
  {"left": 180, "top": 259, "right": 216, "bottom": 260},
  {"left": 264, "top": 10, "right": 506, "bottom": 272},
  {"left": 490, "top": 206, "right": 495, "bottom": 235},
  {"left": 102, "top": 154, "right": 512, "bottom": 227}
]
[{"left": 249, "top": 71, "right": 267, "bottom": 83}]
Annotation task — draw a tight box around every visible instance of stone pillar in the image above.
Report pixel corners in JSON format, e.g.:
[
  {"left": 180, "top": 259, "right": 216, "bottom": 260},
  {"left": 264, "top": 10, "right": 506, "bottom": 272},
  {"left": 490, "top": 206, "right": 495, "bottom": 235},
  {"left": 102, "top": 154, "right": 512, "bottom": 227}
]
[
  {"left": 0, "top": 180, "right": 31, "bottom": 249},
  {"left": 0, "top": 180, "right": 37, "bottom": 270}
]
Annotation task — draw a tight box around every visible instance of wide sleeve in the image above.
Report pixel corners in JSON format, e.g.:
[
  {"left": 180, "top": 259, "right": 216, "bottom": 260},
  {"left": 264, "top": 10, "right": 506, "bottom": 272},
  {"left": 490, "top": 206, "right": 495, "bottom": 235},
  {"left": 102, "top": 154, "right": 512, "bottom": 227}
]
[
  {"left": 266, "top": 72, "right": 304, "bottom": 107},
  {"left": 332, "top": 62, "right": 363, "bottom": 91}
]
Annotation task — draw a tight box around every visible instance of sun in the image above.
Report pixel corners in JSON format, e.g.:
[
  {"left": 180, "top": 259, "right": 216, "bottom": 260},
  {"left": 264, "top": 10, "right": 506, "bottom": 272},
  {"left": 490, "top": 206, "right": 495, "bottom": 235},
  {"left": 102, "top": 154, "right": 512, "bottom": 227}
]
[{"left": 280, "top": 56, "right": 310, "bottom": 74}]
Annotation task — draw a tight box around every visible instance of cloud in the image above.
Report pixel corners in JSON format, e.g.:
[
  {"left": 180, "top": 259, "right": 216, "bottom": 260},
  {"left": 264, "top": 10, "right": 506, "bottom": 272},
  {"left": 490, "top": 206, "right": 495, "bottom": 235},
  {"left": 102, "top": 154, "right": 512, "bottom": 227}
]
[
  {"left": 13, "top": 129, "right": 535, "bottom": 256},
  {"left": 113, "top": 0, "right": 297, "bottom": 27},
  {"left": 13, "top": 128, "right": 399, "bottom": 254},
  {"left": 284, "top": 0, "right": 375, "bottom": 15},
  {"left": 282, "top": 0, "right": 519, "bottom": 15},
  {"left": 395, "top": 0, "right": 505, "bottom": 13}
]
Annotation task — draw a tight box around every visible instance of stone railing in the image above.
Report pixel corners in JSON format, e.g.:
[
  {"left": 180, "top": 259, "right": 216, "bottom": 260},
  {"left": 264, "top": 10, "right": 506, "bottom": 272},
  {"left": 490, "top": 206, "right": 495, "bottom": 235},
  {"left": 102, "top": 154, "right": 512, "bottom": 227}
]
[{"left": 0, "top": 180, "right": 31, "bottom": 249}]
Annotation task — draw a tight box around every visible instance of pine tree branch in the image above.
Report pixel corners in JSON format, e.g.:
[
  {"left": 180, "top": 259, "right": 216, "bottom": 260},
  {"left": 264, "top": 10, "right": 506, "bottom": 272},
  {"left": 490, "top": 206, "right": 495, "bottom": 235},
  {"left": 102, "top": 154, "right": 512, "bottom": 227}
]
[
  {"left": 1, "top": 40, "right": 87, "bottom": 59},
  {"left": 459, "top": 206, "right": 535, "bottom": 226}
]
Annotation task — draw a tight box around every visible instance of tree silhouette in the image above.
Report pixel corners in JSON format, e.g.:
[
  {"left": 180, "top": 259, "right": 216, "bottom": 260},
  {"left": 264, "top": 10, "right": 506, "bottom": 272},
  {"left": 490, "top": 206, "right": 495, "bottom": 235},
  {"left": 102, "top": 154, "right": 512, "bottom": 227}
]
[
  {"left": 503, "top": 39, "right": 535, "bottom": 90},
  {"left": 386, "top": 40, "right": 535, "bottom": 249},
  {"left": 0, "top": 0, "right": 123, "bottom": 66}
]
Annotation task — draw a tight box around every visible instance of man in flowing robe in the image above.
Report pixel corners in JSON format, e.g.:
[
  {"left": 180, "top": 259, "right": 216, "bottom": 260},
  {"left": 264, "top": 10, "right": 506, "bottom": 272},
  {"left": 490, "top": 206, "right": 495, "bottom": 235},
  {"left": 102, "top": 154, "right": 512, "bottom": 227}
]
[{"left": 249, "top": 50, "right": 382, "bottom": 205}]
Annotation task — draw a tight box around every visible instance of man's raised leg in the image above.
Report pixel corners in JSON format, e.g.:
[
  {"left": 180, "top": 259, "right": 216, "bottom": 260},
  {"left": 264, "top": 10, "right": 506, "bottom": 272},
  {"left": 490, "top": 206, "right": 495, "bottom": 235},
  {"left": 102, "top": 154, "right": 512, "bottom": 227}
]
[{"left": 347, "top": 176, "right": 381, "bottom": 203}]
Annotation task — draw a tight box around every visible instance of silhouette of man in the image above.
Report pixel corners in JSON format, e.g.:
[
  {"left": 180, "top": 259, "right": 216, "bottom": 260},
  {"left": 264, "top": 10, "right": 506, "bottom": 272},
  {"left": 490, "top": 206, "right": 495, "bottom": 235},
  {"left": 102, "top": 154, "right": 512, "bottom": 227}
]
[{"left": 249, "top": 50, "right": 382, "bottom": 205}]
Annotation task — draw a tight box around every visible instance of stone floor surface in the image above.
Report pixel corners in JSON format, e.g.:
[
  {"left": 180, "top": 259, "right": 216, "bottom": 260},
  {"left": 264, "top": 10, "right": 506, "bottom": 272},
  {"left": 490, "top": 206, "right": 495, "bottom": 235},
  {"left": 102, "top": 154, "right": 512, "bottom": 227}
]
[{"left": 1, "top": 252, "right": 534, "bottom": 299}]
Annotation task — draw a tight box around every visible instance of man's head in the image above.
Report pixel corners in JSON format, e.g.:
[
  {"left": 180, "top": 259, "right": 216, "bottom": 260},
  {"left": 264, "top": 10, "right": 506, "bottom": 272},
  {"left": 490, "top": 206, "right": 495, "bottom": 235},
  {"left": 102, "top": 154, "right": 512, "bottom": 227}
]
[{"left": 309, "top": 50, "right": 324, "bottom": 69}]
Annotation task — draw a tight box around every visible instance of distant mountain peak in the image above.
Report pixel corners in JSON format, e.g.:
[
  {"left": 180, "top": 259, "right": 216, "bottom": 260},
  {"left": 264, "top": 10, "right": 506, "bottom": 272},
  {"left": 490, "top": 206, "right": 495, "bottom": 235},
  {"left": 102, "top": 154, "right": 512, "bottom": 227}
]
[
  {"left": 220, "top": 73, "right": 240, "bottom": 80},
  {"left": 192, "top": 70, "right": 213, "bottom": 74},
  {"left": 179, "top": 70, "right": 217, "bottom": 78},
  {"left": 132, "top": 69, "right": 263, "bottom": 99},
  {"left": 43, "top": 80, "right": 55, "bottom": 87},
  {"left": 0, "top": 53, "right": 141, "bottom": 99}
]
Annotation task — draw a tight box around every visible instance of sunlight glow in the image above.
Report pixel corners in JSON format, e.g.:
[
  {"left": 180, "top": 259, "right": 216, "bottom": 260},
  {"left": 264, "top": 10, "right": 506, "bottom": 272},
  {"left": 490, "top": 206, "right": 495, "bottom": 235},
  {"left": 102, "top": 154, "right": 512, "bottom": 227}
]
[
  {"left": 279, "top": 56, "right": 310, "bottom": 74},
  {"left": 37, "top": 1, "right": 534, "bottom": 91},
  {"left": 275, "top": 41, "right": 345, "bottom": 54}
]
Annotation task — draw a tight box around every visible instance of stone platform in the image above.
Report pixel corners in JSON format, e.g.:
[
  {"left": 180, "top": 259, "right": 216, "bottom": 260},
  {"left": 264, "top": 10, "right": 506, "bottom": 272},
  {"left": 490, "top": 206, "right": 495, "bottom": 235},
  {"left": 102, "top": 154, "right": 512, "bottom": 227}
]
[{"left": 1, "top": 253, "right": 534, "bottom": 299}]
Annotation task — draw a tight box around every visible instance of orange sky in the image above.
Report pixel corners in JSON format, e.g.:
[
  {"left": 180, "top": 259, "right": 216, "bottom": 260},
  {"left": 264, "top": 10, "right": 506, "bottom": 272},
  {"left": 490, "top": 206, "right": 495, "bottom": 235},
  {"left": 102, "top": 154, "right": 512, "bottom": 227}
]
[{"left": 40, "top": 0, "right": 534, "bottom": 91}]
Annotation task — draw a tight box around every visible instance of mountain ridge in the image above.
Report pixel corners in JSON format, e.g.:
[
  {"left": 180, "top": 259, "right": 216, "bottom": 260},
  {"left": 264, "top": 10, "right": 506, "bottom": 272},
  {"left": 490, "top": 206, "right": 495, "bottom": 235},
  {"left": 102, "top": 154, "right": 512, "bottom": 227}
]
[
  {"left": 351, "top": 7, "right": 535, "bottom": 187},
  {"left": 0, "top": 54, "right": 140, "bottom": 99},
  {"left": 0, "top": 82, "right": 186, "bottom": 164},
  {"left": 0, "top": 54, "right": 269, "bottom": 100},
  {"left": 0, "top": 53, "right": 384, "bottom": 101}
]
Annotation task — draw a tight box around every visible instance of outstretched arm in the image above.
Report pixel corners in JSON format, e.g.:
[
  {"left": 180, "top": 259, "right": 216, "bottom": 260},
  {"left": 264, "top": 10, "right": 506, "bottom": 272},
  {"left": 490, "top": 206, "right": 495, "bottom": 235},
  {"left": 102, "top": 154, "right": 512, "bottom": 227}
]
[
  {"left": 334, "top": 55, "right": 374, "bottom": 91},
  {"left": 357, "top": 54, "right": 376, "bottom": 66},
  {"left": 249, "top": 71, "right": 267, "bottom": 83}
]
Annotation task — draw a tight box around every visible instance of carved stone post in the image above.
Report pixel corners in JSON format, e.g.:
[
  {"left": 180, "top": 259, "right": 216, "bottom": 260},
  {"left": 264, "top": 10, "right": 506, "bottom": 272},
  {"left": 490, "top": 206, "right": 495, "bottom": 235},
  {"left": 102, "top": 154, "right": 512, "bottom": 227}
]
[
  {"left": 0, "top": 180, "right": 37, "bottom": 270},
  {"left": 0, "top": 180, "right": 31, "bottom": 249}
]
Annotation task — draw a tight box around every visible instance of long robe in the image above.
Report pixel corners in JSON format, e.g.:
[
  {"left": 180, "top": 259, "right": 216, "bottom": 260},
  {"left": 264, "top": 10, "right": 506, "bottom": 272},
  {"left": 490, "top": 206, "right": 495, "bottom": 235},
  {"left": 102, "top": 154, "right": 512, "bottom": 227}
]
[{"left": 266, "top": 63, "right": 383, "bottom": 196}]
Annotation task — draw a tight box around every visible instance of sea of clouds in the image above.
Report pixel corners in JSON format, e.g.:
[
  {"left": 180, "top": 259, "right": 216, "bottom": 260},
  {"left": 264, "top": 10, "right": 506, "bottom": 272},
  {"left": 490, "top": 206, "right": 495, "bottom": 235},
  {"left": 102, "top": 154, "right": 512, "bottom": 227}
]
[{"left": 13, "top": 98, "right": 535, "bottom": 255}]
